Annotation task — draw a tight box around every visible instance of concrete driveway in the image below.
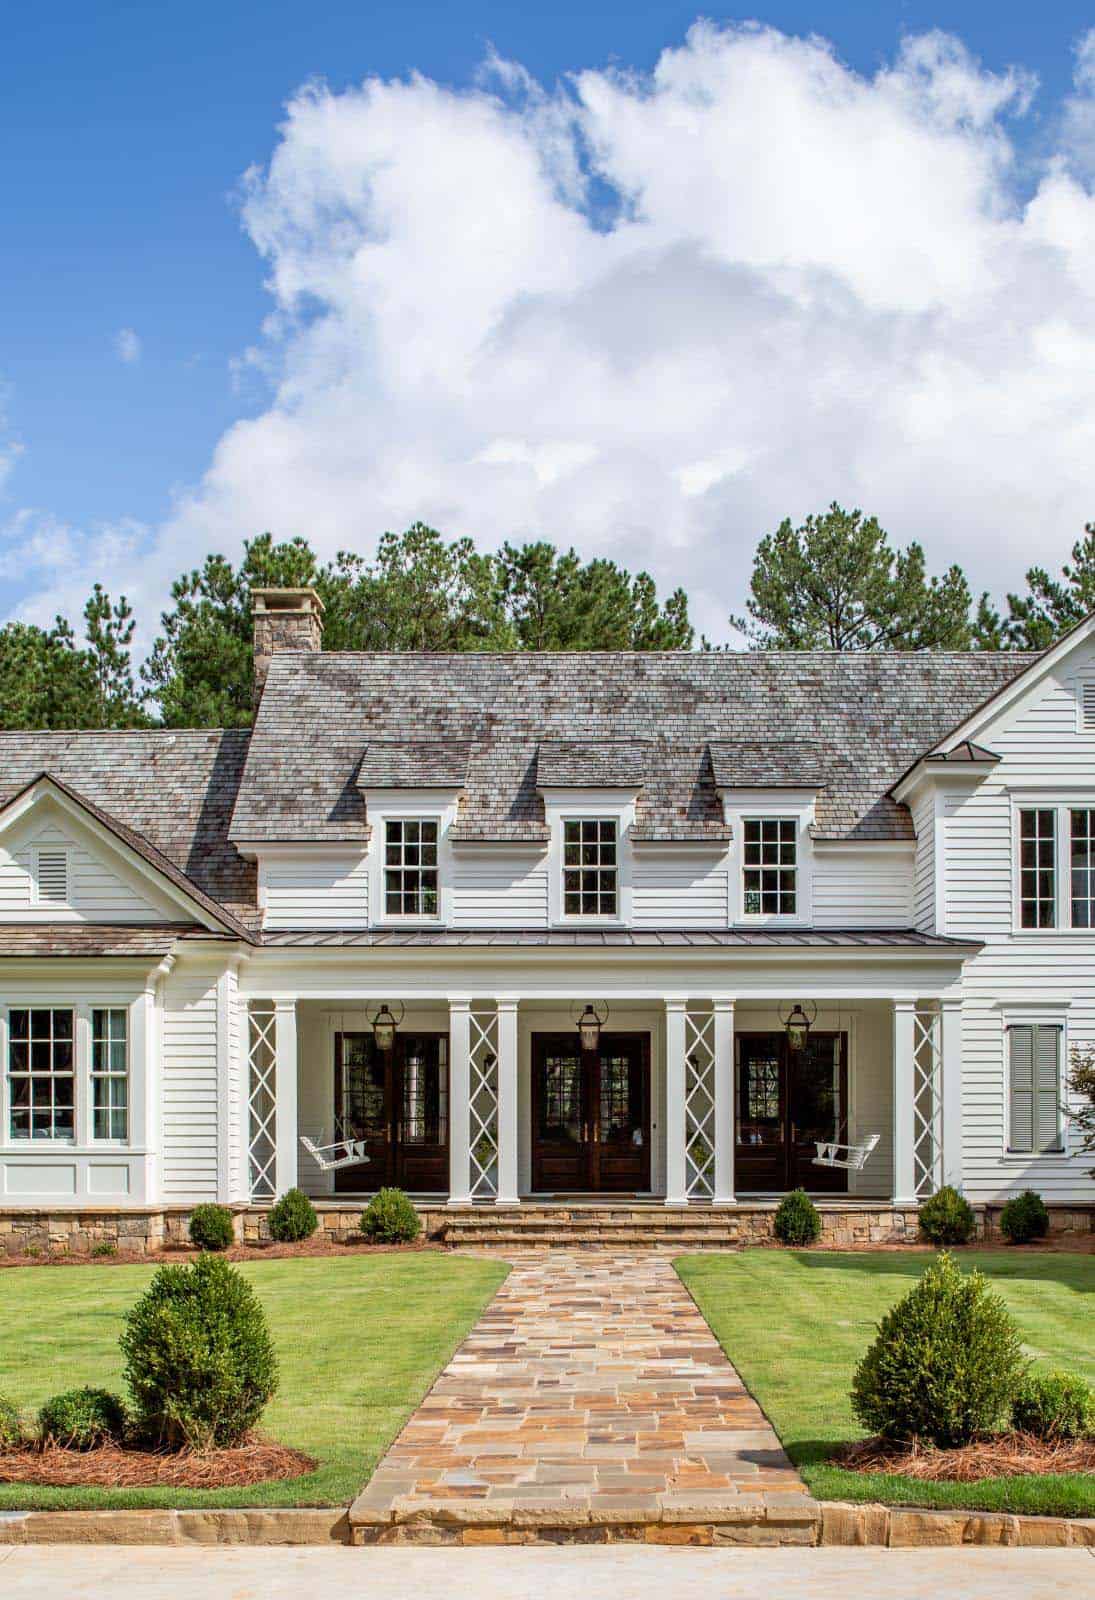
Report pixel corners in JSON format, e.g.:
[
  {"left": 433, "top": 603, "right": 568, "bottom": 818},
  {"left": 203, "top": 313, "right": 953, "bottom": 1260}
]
[{"left": 0, "top": 1545, "right": 1090, "bottom": 1599}]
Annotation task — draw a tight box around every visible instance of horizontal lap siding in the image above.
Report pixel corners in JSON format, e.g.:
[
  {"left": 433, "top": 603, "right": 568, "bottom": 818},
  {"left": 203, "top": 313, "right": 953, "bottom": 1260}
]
[
  {"left": 0, "top": 821, "right": 164, "bottom": 922},
  {"left": 912, "top": 790, "right": 936, "bottom": 932},
  {"left": 161, "top": 973, "right": 220, "bottom": 1202},
  {"left": 262, "top": 855, "right": 368, "bottom": 929},
  {"left": 632, "top": 860, "right": 729, "bottom": 928},
  {"left": 812, "top": 854, "right": 913, "bottom": 927},
  {"left": 452, "top": 860, "right": 549, "bottom": 927},
  {"left": 947, "top": 672, "right": 1095, "bottom": 1202}
]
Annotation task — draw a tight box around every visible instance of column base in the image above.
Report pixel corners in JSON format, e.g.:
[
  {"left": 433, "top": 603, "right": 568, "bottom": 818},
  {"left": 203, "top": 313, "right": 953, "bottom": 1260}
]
[
  {"left": 891, "top": 1195, "right": 920, "bottom": 1207},
  {"left": 493, "top": 1195, "right": 520, "bottom": 1206},
  {"left": 663, "top": 1196, "right": 689, "bottom": 1208},
  {"left": 446, "top": 1195, "right": 473, "bottom": 1207},
  {"left": 712, "top": 1194, "right": 738, "bottom": 1206}
]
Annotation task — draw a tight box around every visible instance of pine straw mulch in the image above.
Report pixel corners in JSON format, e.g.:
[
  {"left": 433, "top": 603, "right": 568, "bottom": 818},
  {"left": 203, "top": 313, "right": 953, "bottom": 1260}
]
[
  {"left": 835, "top": 1431, "right": 1095, "bottom": 1482},
  {"left": 0, "top": 1434, "right": 316, "bottom": 1488}
]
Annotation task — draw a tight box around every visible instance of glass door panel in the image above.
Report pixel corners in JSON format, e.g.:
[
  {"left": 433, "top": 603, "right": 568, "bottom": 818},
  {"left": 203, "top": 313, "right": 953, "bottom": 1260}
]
[
  {"left": 789, "top": 1034, "right": 847, "bottom": 1192},
  {"left": 533, "top": 1039, "right": 589, "bottom": 1191},
  {"left": 735, "top": 1035, "right": 787, "bottom": 1193},
  {"left": 397, "top": 1034, "right": 449, "bottom": 1192},
  {"left": 593, "top": 1037, "right": 650, "bottom": 1191},
  {"left": 334, "top": 1032, "right": 392, "bottom": 1189}
]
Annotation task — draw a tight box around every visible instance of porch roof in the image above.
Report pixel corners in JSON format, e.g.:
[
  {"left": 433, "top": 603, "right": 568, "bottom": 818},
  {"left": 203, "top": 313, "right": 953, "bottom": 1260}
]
[
  {"left": 0, "top": 923, "right": 206, "bottom": 958},
  {"left": 259, "top": 926, "right": 979, "bottom": 950}
]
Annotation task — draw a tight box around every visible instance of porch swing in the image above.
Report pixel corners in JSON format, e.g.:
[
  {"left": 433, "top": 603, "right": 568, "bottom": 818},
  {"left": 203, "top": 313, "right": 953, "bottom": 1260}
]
[
  {"left": 299, "top": 1133, "right": 371, "bottom": 1172},
  {"left": 777, "top": 1002, "right": 882, "bottom": 1175}
]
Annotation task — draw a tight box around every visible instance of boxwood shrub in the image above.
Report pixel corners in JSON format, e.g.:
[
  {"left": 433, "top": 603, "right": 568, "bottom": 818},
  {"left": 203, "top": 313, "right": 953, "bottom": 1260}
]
[
  {"left": 1012, "top": 1371, "right": 1094, "bottom": 1440},
  {"left": 361, "top": 1187, "right": 421, "bottom": 1244},
  {"left": 268, "top": 1187, "right": 319, "bottom": 1244},
  {"left": 999, "top": 1189, "right": 1050, "bottom": 1245},
  {"left": 38, "top": 1387, "right": 126, "bottom": 1450},
  {"left": 188, "top": 1203, "right": 235, "bottom": 1252},
  {"left": 120, "top": 1253, "right": 278, "bottom": 1450},
  {"left": 0, "top": 1393, "right": 21, "bottom": 1451},
  {"left": 851, "top": 1251, "right": 1026, "bottom": 1446},
  {"left": 773, "top": 1189, "right": 822, "bottom": 1246},
  {"left": 918, "top": 1185, "right": 975, "bottom": 1246}
]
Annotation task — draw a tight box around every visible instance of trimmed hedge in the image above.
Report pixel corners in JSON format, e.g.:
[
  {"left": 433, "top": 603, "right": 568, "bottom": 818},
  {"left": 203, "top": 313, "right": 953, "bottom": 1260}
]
[
  {"left": 999, "top": 1189, "right": 1050, "bottom": 1245},
  {"left": 1012, "top": 1371, "right": 1094, "bottom": 1440},
  {"left": 120, "top": 1253, "right": 278, "bottom": 1450},
  {"left": 774, "top": 1189, "right": 822, "bottom": 1246},
  {"left": 268, "top": 1187, "right": 319, "bottom": 1244},
  {"left": 918, "top": 1185, "right": 975, "bottom": 1246},
  {"left": 188, "top": 1203, "right": 235, "bottom": 1252},
  {"left": 851, "top": 1251, "right": 1027, "bottom": 1446},
  {"left": 38, "top": 1387, "right": 126, "bottom": 1450},
  {"left": 361, "top": 1187, "right": 421, "bottom": 1244}
]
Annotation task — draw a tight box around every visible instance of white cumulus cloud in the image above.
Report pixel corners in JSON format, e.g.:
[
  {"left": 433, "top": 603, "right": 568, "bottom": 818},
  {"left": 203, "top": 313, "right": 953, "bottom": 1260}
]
[
  {"left": 114, "top": 327, "right": 141, "bottom": 365},
  {"left": 7, "top": 21, "right": 1095, "bottom": 647}
]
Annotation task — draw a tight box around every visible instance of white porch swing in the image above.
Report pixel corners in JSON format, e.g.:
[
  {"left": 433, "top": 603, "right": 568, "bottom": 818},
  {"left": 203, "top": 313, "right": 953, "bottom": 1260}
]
[
  {"left": 777, "top": 1001, "right": 882, "bottom": 1175},
  {"left": 299, "top": 1133, "right": 370, "bottom": 1173}
]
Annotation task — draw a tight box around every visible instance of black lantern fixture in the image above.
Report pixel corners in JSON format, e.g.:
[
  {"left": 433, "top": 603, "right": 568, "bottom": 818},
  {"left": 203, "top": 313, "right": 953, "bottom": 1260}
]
[
  {"left": 779, "top": 1000, "right": 817, "bottom": 1053},
  {"left": 369, "top": 1001, "right": 404, "bottom": 1053},
  {"left": 575, "top": 1001, "right": 608, "bottom": 1053}
]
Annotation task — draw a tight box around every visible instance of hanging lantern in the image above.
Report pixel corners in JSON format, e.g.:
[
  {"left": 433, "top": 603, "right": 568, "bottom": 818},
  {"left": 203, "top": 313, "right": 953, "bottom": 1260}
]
[
  {"left": 369, "top": 1001, "right": 404, "bottom": 1052},
  {"left": 779, "top": 1000, "right": 816, "bottom": 1053},
  {"left": 575, "top": 1001, "right": 608, "bottom": 1052}
]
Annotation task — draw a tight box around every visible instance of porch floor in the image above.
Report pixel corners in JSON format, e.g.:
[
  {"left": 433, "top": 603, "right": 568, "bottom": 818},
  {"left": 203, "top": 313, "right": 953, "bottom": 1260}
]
[{"left": 349, "top": 1250, "right": 816, "bottom": 1544}]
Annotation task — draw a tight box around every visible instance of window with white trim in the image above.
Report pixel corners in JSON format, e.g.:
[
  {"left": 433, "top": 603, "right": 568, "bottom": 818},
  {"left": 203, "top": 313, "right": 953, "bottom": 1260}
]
[
  {"left": 1007, "top": 1023, "right": 1063, "bottom": 1153},
  {"left": 1019, "top": 808, "right": 1056, "bottom": 928},
  {"left": 742, "top": 818, "right": 797, "bottom": 915},
  {"left": 562, "top": 818, "right": 618, "bottom": 916},
  {"left": 384, "top": 818, "right": 439, "bottom": 917},
  {"left": 8, "top": 1007, "right": 75, "bottom": 1140},
  {"left": 1017, "top": 803, "right": 1095, "bottom": 929},
  {"left": 91, "top": 1007, "right": 128, "bottom": 1140}
]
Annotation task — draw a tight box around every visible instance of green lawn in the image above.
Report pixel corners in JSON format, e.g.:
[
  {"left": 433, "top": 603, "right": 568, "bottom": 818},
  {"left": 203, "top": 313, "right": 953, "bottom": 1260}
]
[
  {"left": 677, "top": 1250, "right": 1095, "bottom": 1517},
  {"left": 0, "top": 1252, "right": 506, "bottom": 1511}
]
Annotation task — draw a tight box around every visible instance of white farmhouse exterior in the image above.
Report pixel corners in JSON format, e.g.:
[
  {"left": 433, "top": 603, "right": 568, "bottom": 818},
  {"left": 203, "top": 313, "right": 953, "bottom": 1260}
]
[{"left": 0, "top": 587, "right": 1092, "bottom": 1240}]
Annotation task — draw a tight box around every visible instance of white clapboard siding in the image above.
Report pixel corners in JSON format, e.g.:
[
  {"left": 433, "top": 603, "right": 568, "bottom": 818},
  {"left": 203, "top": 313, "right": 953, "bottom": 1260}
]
[
  {"left": 812, "top": 851, "right": 913, "bottom": 927},
  {"left": 911, "top": 788, "right": 937, "bottom": 932},
  {"left": 940, "top": 660, "right": 1095, "bottom": 1201},
  {"left": 0, "top": 820, "right": 169, "bottom": 922},
  {"left": 451, "top": 858, "right": 549, "bottom": 927},
  {"left": 260, "top": 854, "right": 369, "bottom": 928},
  {"left": 631, "top": 858, "right": 729, "bottom": 928},
  {"left": 161, "top": 972, "right": 220, "bottom": 1201}
]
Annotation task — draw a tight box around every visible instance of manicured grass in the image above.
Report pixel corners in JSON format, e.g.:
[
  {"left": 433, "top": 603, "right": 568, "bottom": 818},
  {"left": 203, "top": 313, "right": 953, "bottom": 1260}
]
[
  {"left": 677, "top": 1250, "right": 1095, "bottom": 1517},
  {"left": 0, "top": 1252, "right": 506, "bottom": 1510}
]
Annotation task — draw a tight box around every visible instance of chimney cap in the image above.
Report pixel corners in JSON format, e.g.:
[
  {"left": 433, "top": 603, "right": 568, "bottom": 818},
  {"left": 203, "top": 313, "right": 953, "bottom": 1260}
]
[{"left": 251, "top": 586, "right": 326, "bottom": 615}]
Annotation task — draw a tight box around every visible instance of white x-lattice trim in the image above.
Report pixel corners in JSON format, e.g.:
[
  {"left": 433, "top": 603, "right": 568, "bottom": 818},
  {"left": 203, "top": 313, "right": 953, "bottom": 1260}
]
[
  {"left": 684, "top": 1006, "right": 716, "bottom": 1200},
  {"left": 468, "top": 1005, "right": 500, "bottom": 1199},
  {"left": 913, "top": 1006, "right": 943, "bottom": 1198},
  {"left": 247, "top": 1004, "right": 277, "bottom": 1201}
]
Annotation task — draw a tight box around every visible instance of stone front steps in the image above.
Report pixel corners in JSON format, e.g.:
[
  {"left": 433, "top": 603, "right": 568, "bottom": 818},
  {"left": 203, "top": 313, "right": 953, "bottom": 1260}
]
[{"left": 439, "top": 1201, "right": 919, "bottom": 1249}]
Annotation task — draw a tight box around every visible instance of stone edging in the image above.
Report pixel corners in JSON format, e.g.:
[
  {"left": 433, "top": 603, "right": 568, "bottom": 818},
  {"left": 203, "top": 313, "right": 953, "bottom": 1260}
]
[{"left": 0, "top": 1501, "right": 1091, "bottom": 1547}]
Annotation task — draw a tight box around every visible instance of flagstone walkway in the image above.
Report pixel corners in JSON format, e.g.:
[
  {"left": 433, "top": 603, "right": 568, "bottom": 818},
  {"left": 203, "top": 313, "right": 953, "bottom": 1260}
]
[{"left": 349, "top": 1250, "right": 817, "bottom": 1544}]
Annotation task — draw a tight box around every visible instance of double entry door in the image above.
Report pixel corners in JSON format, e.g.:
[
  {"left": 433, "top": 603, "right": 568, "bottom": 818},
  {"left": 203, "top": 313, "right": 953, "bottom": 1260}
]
[
  {"left": 531, "top": 1032, "right": 650, "bottom": 1193},
  {"left": 333, "top": 1031, "right": 449, "bottom": 1193},
  {"left": 735, "top": 1031, "right": 849, "bottom": 1193}
]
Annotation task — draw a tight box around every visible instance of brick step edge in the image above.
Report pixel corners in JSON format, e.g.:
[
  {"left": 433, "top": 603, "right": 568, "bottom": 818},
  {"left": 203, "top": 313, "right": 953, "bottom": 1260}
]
[{"left": 0, "top": 1502, "right": 1091, "bottom": 1548}]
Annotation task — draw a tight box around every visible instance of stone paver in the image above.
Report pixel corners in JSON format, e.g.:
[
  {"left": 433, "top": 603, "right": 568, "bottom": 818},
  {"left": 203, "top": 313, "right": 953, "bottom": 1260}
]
[{"left": 353, "top": 1250, "right": 813, "bottom": 1531}]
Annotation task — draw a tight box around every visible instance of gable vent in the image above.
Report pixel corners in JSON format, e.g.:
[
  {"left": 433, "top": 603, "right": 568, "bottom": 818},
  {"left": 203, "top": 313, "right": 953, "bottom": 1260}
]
[
  {"left": 1082, "top": 681, "right": 1095, "bottom": 732},
  {"left": 36, "top": 850, "right": 69, "bottom": 905}
]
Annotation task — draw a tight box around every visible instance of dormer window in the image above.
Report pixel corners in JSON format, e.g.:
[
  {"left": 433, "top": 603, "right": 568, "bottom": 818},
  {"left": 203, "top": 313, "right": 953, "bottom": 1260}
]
[
  {"left": 743, "top": 819, "right": 797, "bottom": 916},
  {"left": 563, "top": 819, "right": 618, "bottom": 917},
  {"left": 384, "top": 819, "right": 439, "bottom": 917}
]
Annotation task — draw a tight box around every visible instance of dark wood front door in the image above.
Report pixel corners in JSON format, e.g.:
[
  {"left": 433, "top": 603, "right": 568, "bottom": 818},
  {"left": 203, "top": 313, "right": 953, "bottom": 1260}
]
[
  {"left": 735, "top": 1031, "right": 849, "bottom": 1193},
  {"left": 531, "top": 1033, "right": 650, "bottom": 1193},
  {"left": 332, "top": 1031, "right": 449, "bottom": 1193}
]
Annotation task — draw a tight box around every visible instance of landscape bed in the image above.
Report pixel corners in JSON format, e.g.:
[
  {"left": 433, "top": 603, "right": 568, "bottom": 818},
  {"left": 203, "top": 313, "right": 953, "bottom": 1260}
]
[
  {"left": 676, "top": 1249, "right": 1095, "bottom": 1517},
  {"left": 0, "top": 1253, "right": 506, "bottom": 1510}
]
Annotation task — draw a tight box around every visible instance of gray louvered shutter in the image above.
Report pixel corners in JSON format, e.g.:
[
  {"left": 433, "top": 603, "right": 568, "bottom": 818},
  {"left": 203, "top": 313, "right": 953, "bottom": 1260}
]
[
  {"left": 1034, "top": 1025, "right": 1061, "bottom": 1152},
  {"left": 1008, "top": 1026, "right": 1034, "bottom": 1151}
]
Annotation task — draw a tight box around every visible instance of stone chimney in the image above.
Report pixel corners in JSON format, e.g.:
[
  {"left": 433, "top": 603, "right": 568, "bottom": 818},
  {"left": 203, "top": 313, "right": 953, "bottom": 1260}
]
[{"left": 251, "top": 587, "right": 325, "bottom": 705}]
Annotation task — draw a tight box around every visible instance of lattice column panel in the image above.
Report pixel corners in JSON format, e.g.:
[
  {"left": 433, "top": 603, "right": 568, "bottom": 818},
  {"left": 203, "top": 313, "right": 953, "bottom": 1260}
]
[
  {"left": 247, "top": 1003, "right": 277, "bottom": 1201},
  {"left": 912, "top": 1005, "right": 943, "bottom": 1198},
  {"left": 468, "top": 1005, "right": 500, "bottom": 1200},
  {"left": 684, "top": 1006, "right": 716, "bottom": 1201}
]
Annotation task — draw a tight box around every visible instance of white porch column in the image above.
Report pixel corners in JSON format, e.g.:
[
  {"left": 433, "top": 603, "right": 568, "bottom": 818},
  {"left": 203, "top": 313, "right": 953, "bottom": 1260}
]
[
  {"left": 495, "top": 1000, "right": 519, "bottom": 1205},
  {"left": 940, "top": 998, "right": 964, "bottom": 1190},
  {"left": 712, "top": 999, "right": 736, "bottom": 1204},
  {"left": 664, "top": 999, "right": 688, "bottom": 1206},
  {"left": 447, "top": 999, "right": 472, "bottom": 1204},
  {"left": 273, "top": 999, "right": 298, "bottom": 1198},
  {"left": 892, "top": 999, "right": 917, "bottom": 1205}
]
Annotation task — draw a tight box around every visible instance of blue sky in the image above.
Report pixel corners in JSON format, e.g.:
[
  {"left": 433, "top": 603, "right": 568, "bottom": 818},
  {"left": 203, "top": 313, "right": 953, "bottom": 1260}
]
[{"left": 2, "top": 4, "right": 1095, "bottom": 643}]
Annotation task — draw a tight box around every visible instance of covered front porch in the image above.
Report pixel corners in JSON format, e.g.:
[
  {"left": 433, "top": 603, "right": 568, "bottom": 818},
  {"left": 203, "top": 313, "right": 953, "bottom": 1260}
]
[{"left": 242, "top": 958, "right": 965, "bottom": 1211}]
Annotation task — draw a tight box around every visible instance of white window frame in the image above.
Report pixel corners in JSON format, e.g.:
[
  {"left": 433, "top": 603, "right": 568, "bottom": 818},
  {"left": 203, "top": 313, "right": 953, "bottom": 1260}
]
[
  {"left": 90, "top": 1005, "right": 130, "bottom": 1144},
  {"left": 724, "top": 790, "right": 815, "bottom": 926},
  {"left": 364, "top": 790, "right": 457, "bottom": 927},
  {"left": 32, "top": 845, "right": 70, "bottom": 907},
  {"left": 561, "top": 816, "right": 620, "bottom": 919},
  {"left": 1011, "top": 796, "right": 1095, "bottom": 933},
  {"left": 5, "top": 1004, "right": 78, "bottom": 1144},
  {"left": 999, "top": 1005, "right": 1068, "bottom": 1159},
  {"left": 544, "top": 789, "right": 635, "bottom": 926},
  {"left": 382, "top": 816, "right": 441, "bottom": 920}
]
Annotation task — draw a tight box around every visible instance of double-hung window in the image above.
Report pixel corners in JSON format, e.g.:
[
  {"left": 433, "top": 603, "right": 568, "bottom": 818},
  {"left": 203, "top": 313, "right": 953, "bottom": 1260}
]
[
  {"left": 1007, "top": 1023, "right": 1063, "bottom": 1153},
  {"left": 384, "top": 819, "right": 439, "bottom": 917},
  {"left": 743, "top": 818, "right": 797, "bottom": 916},
  {"left": 91, "top": 1007, "right": 129, "bottom": 1140},
  {"left": 8, "top": 1008, "right": 75, "bottom": 1140},
  {"left": 1018, "top": 804, "right": 1095, "bottom": 928},
  {"left": 563, "top": 819, "right": 618, "bottom": 917}
]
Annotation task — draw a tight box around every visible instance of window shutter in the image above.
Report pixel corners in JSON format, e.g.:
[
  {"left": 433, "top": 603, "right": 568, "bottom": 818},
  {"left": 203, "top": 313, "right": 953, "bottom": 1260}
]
[
  {"left": 1081, "top": 681, "right": 1095, "bottom": 731},
  {"left": 36, "top": 849, "right": 68, "bottom": 905},
  {"left": 1034, "top": 1025, "right": 1061, "bottom": 1152},
  {"left": 1008, "top": 1025, "right": 1034, "bottom": 1151}
]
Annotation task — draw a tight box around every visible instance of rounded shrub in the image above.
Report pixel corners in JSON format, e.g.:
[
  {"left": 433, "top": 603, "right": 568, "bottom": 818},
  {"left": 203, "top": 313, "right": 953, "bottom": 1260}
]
[
  {"left": 1012, "top": 1371, "right": 1094, "bottom": 1440},
  {"left": 918, "top": 1185, "right": 975, "bottom": 1246},
  {"left": 38, "top": 1387, "right": 126, "bottom": 1450},
  {"left": 188, "top": 1203, "right": 235, "bottom": 1253},
  {"left": 268, "top": 1187, "right": 319, "bottom": 1244},
  {"left": 360, "top": 1187, "right": 421, "bottom": 1244},
  {"left": 999, "top": 1189, "right": 1050, "bottom": 1246},
  {"left": 773, "top": 1189, "right": 822, "bottom": 1246},
  {"left": 120, "top": 1253, "right": 278, "bottom": 1450},
  {"left": 850, "top": 1251, "right": 1027, "bottom": 1446},
  {"left": 0, "top": 1393, "right": 22, "bottom": 1451}
]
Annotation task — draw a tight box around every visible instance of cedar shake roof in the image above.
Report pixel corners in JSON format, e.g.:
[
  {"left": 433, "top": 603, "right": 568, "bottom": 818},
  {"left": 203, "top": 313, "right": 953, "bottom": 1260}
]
[
  {"left": 0, "top": 924, "right": 208, "bottom": 958},
  {"left": 229, "top": 650, "right": 1029, "bottom": 848},
  {"left": 537, "top": 739, "right": 650, "bottom": 788},
  {"left": 357, "top": 740, "right": 473, "bottom": 790}
]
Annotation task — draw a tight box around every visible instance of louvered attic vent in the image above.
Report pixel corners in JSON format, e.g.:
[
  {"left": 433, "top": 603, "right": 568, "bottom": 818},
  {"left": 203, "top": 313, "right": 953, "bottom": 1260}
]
[
  {"left": 1082, "top": 681, "right": 1095, "bottom": 732},
  {"left": 36, "top": 850, "right": 69, "bottom": 904}
]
